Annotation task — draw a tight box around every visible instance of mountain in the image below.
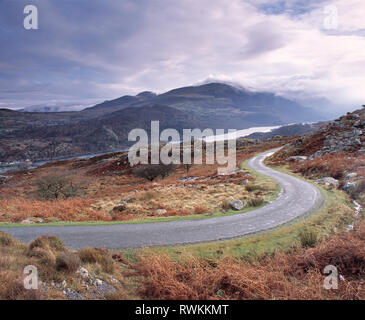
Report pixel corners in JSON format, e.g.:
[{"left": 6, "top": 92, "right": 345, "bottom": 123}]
[
  {"left": 21, "top": 103, "right": 86, "bottom": 113},
  {"left": 0, "top": 105, "right": 197, "bottom": 162},
  {"left": 83, "top": 82, "right": 322, "bottom": 128},
  {"left": 0, "top": 83, "right": 324, "bottom": 163}
]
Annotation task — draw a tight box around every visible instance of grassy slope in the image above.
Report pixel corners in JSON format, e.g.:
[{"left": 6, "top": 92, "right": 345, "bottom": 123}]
[{"left": 0, "top": 159, "right": 280, "bottom": 228}]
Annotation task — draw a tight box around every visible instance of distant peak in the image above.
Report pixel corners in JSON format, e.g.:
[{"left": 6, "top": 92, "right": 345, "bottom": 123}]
[
  {"left": 196, "top": 79, "right": 258, "bottom": 92},
  {"left": 136, "top": 91, "right": 157, "bottom": 98}
]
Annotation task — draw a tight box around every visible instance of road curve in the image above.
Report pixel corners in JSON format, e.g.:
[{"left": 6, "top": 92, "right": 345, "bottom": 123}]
[{"left": 0, "top": 150, "right": 323, "bottom": 250}]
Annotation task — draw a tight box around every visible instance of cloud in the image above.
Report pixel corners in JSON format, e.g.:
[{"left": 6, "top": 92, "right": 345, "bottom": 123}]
[{"left": 0, "top": 0, "right": 364, "bottom": 114}]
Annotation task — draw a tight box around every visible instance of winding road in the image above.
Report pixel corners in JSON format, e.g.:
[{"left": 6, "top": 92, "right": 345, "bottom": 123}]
[{"left": 0, "top": 150, "right": 323, "bottom": 250}]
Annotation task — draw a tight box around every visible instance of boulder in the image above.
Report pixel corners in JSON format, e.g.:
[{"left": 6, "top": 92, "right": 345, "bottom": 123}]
[
  {"left": 76, "top": 267, "right": 89, "bottom": 280},
  {"left": 94, "top": 279, "right": 103, "bottom": 286},
  {"left": 154, "top": 209, "right": 167, "bottom": 215},
  {"left": 345, "top": 172, "right": 358, "bottom": 180},
  {"left": 230, "top": 200, "right": 244, "bottom": 211},
  {"left": 288, "top": 156, "right": 308, "bottom": 161},
  {"left": 342, "top": 182, "right": 357, "bottom": 193},
  {"left": 315, "top": 177, "right": 339, "bottom": 189},
  {"left": 354, "top": 138, "right": 362, "bottom": 146},
  {"left": 354, "top": 120, "right": 361, "bottom": 127}
]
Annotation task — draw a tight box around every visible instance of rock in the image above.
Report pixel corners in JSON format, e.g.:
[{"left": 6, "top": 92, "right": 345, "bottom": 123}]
[
  {"left": 345, "top": 173, "right": 357, "bottom": 180},
  {"left": 110, "top": 277, "right": 120, "bottom": 285},
  {"left": 61, "top": 280, "right": 67, "bottom": 289},
  {"left": 342, "top": 182, "right": 357, "bottom": 193},
  {"left": 355, "top": 138, "right": 362, "bottom": 146},
  {"left": 95, "top": 279, "right": 103, "bottom": 286},
  {"left": 76, "top": 267, "right": 89, "bottom": 279},
  {"left": 315, "top": 177, "right": 339, "bottom": 189},
  {"left": 21, "top": 219, "right": 34, "bottom": 224},
  {"left": 347, "top": 113, "right": 359, "bottom": 120},
  {"left": 359, "top": 149, "right": 365, "bottom": 156},
  {"left": 288, "top": 156, "right": 308, "bottom": 161},
  {"left": 154, "top": 209, "right": 167, "bottom": 215},
  {"left": 39, "top": 281, "right": 49, "bottom": 292},
  {"left": 230, "top": 200, "right": 244, "bottom": 211},
  {"left": 178, "top": 176, "right": 199, "bottom": 182},
  {"left": 63, "top": 288, "right": 84, "bottom": 300}
]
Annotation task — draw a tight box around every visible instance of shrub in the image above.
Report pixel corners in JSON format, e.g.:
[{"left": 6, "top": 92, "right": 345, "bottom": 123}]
[
  {"left": 55, "top": 252, "right": 80, "bottom": 273},
  {"left": 133, "top": 222, "right": 365, "bottom": 300},
  {"left": 35, "top": 175, "right": 82, "bottom": 200},
  {"left": 247, "top": 197, "right": 264, "bottom": 207},
  {"left": 299, "top": 229, "right": 318, "bottom": 248},
  {"left": 79, "top": 248, "right": 114, "bottom": 273},
  {"left": 29, "top": 236, "right": 66, "bottom": 252},
  {"left": 245, "top": 184, "right": 259, "bottom": 192},
  {"left": 111, "top": 204, "right": 127, "bottom": 213},
  {"left": 138, "top": 191, "right": 159, "bottom": 201},
  {"left": 0, "top": 231, "right": 15, "bottom": 247},
  {"left": 221, "top": 200, "right": 231, "bottom": 211},
  {"left": 133, "top": 164, "right": 176, "bottom": 182},
  {"left": 289, "top": 154, "right": 361, "bottom": 180},
  {"left": 29, "top": 247, "right": 56, "bottom": 266},
  {"left": 193, "top": 205, "right": 209, "bottom": 215},
  {"left": 1, "top": 275, "right": 44, "bottom": 300}
]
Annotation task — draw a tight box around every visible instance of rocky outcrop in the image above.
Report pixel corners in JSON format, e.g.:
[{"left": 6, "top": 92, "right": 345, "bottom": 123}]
[
  {"left": 308, "top": 111, "right": 365, "bottom": 159},
  {"left": 315, "top": 177, "right": 339, "bottom": 189},
  {"left": 288, "top": 156, "right": 308, "bottom": 161},
  {"left": 342, "top": 182, "right": 357, "bottom": 193}
]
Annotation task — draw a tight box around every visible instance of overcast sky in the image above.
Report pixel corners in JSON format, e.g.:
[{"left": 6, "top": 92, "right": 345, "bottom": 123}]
[{"left": 0, "top": 0, "right": 364, "bottom": 114}]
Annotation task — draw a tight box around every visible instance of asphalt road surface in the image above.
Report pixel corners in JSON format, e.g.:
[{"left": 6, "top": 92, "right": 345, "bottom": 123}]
[{"left": 0, "top": 150, "right": 323, "bottom": 249}]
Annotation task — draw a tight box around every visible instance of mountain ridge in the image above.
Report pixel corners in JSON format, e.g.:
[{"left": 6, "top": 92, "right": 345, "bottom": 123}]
[{"left": 0, "top": 82, "right": 324, "bottom": 163}]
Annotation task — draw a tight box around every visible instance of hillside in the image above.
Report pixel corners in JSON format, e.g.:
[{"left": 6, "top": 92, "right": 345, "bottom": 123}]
[
  {"left": 0, "top": 83, "right": 322, "bottom": 163},
  {"left": 269, "top": 106, "right": 365, "bottom": 207},
  {"left": 273, "top": 107, "right": 365, "bottom": 159}
]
